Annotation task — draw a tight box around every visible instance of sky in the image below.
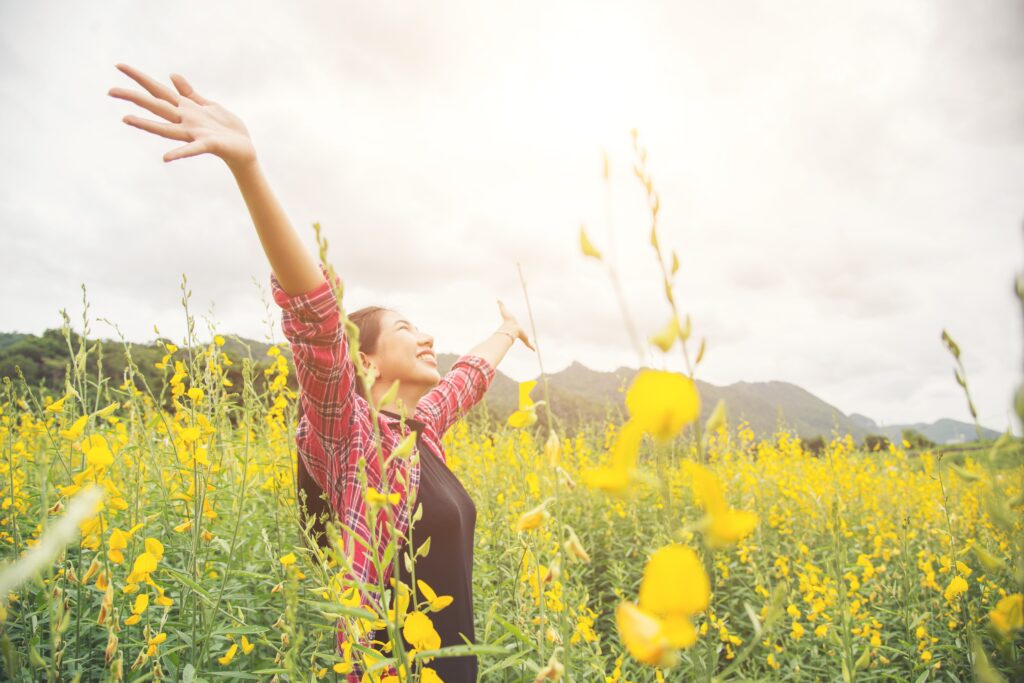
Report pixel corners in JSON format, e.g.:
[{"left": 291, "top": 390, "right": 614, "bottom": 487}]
[{"left": 1, "top": 0, "right": 1022, "bottom": 433}]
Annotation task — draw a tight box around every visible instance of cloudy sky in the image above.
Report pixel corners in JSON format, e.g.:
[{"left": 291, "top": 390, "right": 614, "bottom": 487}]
[{"left": 2, "top": 0, "right": 1022, "bottom": 432}]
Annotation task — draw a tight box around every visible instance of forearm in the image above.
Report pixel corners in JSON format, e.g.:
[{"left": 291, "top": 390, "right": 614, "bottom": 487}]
[
  {"left": 229, "top": 159, "right": 324, "bottom": 296},
  {"left": 465, "top": 322, "right": 517, "bottom": 370}
]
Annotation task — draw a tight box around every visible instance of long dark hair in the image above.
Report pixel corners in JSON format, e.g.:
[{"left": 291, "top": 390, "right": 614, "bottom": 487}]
[{"left": 296, "top": 305, "right": 392, "bottom": 551}]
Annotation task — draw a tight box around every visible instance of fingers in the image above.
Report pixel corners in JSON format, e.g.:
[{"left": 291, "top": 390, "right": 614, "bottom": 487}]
[
  {"left": 109, "top": 86, "right": 181, "bottom": 123},
  {"left": 164, "top": 139, "right": 210, "bottom": 163},
  {"left": 169, "top": 73, "right": 209, "bottom": 105},
  {"left": 114, "top": 63, "right": 181, "bottom": 106},
  {"left": 122, "top": 114, "right": 191, "bottom": 142}
]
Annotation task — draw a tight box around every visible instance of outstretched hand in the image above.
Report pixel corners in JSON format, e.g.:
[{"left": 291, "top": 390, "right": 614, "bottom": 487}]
[
  {"left": 108, "top": 63, "right": 257, "bottom": 170},
  {"left": 497, "top": 300, "right": 536, "bottom": 351}
]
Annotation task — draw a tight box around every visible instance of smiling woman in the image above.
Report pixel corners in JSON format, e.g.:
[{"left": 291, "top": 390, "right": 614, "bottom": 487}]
[{"left": 109, "top": 62, "right": 537, "bottom": 681}]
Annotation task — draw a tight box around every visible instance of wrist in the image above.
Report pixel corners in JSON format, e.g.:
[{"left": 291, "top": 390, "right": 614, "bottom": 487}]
[
  {"left": 226, "top": 153, "right": 260, "bottom": 179},
  {"left": 495, "top": 328, "right": 516, "bottom": 343}
]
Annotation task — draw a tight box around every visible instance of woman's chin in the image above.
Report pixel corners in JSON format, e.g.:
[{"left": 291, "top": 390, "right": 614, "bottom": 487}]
[{"left": 416, "top": 364, "right": 441, "bottom": 384}]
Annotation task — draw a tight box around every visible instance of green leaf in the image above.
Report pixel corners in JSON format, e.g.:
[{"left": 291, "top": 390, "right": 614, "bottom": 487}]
[
  {"left": 412, "top": 643, "right": 512, "bottom": 661},
  {"left": 162, "top": 567, "right": 214, "bottom": 604},
  {"left": 491, "top": 614, "right": 533, "bottom": 646}
]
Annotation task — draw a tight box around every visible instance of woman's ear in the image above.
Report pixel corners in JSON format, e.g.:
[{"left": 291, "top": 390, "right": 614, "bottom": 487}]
[{"left": 360, "top": 351, "right": 380, "bottom": 380}]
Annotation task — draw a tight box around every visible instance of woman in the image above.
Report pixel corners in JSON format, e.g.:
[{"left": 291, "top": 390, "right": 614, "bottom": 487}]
[{"left": 109, "top": 64, "right": 535, "bottom": 682}]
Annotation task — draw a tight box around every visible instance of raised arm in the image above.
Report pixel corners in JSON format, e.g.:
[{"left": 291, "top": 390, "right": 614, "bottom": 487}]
[
  {"left": 268, "top": 264, "right": 364, "bottom": 470},
  {"left": 108, "top": 63, "right": 322, "bottom": 293},
  {"left": 416, "top": 301, "right": 534, "bottom": 438},
  {"left": 109, "top": 63, "right": 364, "bottom": 489},
  {"left": 416, "top": 354, "right": 497, "bottom": 439}
]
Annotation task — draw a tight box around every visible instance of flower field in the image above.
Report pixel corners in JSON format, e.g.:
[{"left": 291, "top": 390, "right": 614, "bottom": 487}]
[{"left": 1, "top": 137, "right": 1022, "bottom": 681}]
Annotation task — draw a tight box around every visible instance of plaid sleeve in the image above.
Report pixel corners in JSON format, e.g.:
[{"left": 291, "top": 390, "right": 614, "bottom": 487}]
[
  {"left": 270, "top": 262, "right": 366, "bottom": 492},
  {"left": 416, "top": 354, "right": 495, "bottom": 440}
]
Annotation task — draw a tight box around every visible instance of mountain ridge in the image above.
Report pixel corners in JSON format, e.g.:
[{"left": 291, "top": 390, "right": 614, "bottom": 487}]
[{"left": 0, "top": 330, "right": 1001, "bottom": 444}]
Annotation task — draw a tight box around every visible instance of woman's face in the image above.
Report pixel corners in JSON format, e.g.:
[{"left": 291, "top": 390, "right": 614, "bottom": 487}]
[{"left": 364, "top": 309, "right": 439, "bottom": 391}]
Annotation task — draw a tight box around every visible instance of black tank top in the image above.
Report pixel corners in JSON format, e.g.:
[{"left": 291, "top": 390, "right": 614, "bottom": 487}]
[{"left": 380, "top": 410, "right": 478, "bottom": 682}]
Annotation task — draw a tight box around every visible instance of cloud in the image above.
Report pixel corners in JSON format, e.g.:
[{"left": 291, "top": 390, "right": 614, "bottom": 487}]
[{"left": 0, "top": 0, "right": 1021, "bottom": 432}]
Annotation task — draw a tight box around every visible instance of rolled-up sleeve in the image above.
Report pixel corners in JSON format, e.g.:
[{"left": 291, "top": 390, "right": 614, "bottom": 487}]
[
  {"left": 270, "top": 262, "right": 364, "bottom": 491},
  {"left": 416, "top": 354, "right": 495, "bottom": 439}
]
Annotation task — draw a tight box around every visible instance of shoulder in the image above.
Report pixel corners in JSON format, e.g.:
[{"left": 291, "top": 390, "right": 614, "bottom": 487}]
[{"left": 419, "top": 430, "right": 447, "bottom": 467}]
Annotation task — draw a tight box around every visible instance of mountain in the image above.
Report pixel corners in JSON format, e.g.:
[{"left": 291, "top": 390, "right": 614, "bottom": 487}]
[
  {"left": 1, "top": 329, "right": 1003, "bottom": 444},
  {"left": 455, "top": 357, "right": 1001, "bottom": 444},
  {"left": 847, "top": 414, "right": 1002, "bottom": 445}
]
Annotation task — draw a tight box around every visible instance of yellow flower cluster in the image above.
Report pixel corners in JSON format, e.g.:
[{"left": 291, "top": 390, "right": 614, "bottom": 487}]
[{"left": 615, "top": 544, "right": 709, "bottom": 668}]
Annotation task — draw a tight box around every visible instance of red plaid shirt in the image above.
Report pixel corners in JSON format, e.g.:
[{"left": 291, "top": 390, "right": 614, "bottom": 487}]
[{"left": 270, "top": 263, "right": 495, "bottom": 681}]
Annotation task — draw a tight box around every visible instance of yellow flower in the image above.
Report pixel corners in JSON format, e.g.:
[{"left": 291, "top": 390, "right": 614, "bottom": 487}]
[
  {"left": 124, "top": 592, "right": 149, "bottom": 625},
  {"left": 132, "top": 593, "right": 149, "bottom": 615},
  {"left": 94, "top": 401, "right": 120, "bottom": 418},
  {"left": 625, "top": 370, "right": 700, "bottom": 442},
  {"left": 617, "top": 543, "right": 709, "bottom": 667},
  {"left": 943, "top": 575, "right": 968, "bottom": 603},
  {"left": 154, "top": 586, "right": 173, "bottom": 607},
  {"left": 180, "top": 426, "right": 201, "bottom": 444},
  {"left": 683, "top": 462, "right": 758, "bottom": 548},
  {"left": 214, "top": 335, "right": 225, "bottom": 346},
  {"left": 45, "top": 393, "right": 72, "bottom": 412},
  {"left": 420, "top": 667, "right": 444, "bottom": 683},
  {"left": 218, "top": 642, "right": 238, "bottom": 666},
  {"left": 706, "top": 509, "right": 759, "bottom": 549},
  {"left": 145, "top": 632, "right": 167, "bottom": 657},
  {"left": 145, "top": 538, "right": 164, "bottom": 561},
  {"left": 615, "top": 601, "right": 679, "bottom": 668},
  {"left": 417, "top": 579, "right": 454, "bottom": 612},
  {"left": 580, "top": 224, "right": 602, "bottom": 260},
  {"left": 365, "top": 487, "right": 400, "bottom": 509},
  {"left": 989, "top": 594, "right": 1023, "bottom": 635},
  {"left": 240, "top": 634, "right": 255, "bottom": 654},
  {"left": 107, "top": 528, "right": 128, "bottom": 564},
  {"left": 638, "top": 545, "right": 709, "bottom": 617},
  {"left": 564, "top": 528, "right": 591, "bottom": 563},
  {"left": 508, "top": 380, "right": 540, "bottom": 428},
  {"left": 187, "top": 387, "right": 204, "bottom": 402},
  {"left": 174, "top": 519, "right": 193, "bottom": 533},
  {"left": 581, "top": 420, "right": 644, "bottom": 495},
  {"left": 791, "top": 620, "right": 805, "bottom": 640},
  {"left": 280, "top": 552, "right": 297, "bottom": 567},
  {"left": 649, "top": 315, "right": 682, "bottom": 353},
  {"left": 83, "top": 435, "right": 114, "bottom": 470},
  {"left": 403, "top": 611, "right": 441, "bottom": 651},
  {"left": 514, "top": 501, "right": 550, "bottom": 532},
  {"left": 127, "top": 551, "right": 158, "bottom": 584},
  {"left": 60, "top": 415, "right": 89, "bottom": 441}
]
